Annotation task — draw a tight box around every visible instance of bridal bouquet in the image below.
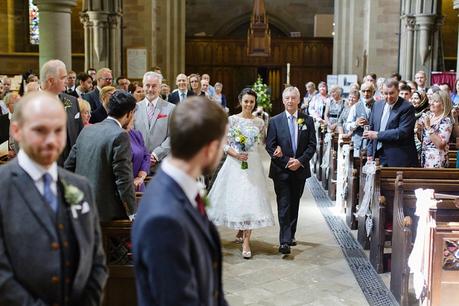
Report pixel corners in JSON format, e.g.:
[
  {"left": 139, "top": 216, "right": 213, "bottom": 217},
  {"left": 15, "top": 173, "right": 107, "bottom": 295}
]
[{"left": 228, "top": 125, "right": 259, "bottom": 169}]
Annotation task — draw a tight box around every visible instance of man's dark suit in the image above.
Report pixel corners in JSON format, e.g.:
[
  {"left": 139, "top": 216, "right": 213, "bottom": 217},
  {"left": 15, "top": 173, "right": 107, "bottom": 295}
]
[
  {"left": 0, "top": 160, "right": 107, "bottom": 306},
  {"left": 167, "top": 90, "right": 195, "bottom": 105},
  {"left": 89, "top": 105, "right": 107, "bottom": 124},
  {"left": 64, "top": 118, "right": 136, "bottom": 221},
  {"left": 265, "top": 112, "right": 316, "bottom": 245},
  {"left": 82, "top": 88, "right": 101, "bottom": 113},
  {"left": 58, "top": 93, "right": 83, "bottom": 166},
  {"left": 367, "top": 97, "right": 418, "bottom": 167},
  {"left": 132, "top": 169, "right": 228, "bottom": 306}
]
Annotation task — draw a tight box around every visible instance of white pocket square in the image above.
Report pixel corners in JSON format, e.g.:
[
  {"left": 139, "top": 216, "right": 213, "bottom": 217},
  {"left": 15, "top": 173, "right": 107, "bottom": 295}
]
[
  {"left": 301, "top": 125, "right": 307, "bottom": 131},
  {"left": 74, "top": 112, "right": 80, "bottom": 119},
  {"left": 70, "top": 201, "right": 90, "bottom": 219}
]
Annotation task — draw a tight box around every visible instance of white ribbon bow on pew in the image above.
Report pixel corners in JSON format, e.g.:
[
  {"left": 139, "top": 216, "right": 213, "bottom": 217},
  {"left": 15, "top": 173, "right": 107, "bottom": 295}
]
[{"left": 408, "top": 188, "right": 437, "bottom": 300}]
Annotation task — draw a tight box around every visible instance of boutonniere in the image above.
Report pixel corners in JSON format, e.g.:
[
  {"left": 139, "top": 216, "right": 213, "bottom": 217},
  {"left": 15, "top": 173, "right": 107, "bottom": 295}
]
[
  {"left": 62, "top": 181, "right": 90, "bottom": 218},
  {"left": 297, "top": 118, "right": 307, "bottom": 131},
  {"left": 62, "top": 96, "right": 73, "bottom": 111}
]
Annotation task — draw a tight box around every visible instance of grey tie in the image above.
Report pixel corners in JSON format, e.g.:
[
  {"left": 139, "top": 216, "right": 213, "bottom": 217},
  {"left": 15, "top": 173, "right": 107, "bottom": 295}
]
[{"left": 180, "top": 92, "right": 186, "bottom": 103}]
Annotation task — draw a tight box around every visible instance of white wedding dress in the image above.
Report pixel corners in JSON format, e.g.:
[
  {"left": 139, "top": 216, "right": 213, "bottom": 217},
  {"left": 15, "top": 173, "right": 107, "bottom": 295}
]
[{"left": 207, "top": 115, "right": 274, "bottom": 230}]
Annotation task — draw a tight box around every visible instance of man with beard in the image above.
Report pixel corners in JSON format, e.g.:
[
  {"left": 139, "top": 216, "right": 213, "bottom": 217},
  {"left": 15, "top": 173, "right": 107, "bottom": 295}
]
[
  {"left": 134, "top": 71, "right": 175, "bottom": 173},
  {"left": 132, "top": 96, "right": 229, "bottom": 306},
  {"left": 345, "top": 81, "right": 376, "bottom": 157},
  {"left": 65, "top": 91, "right": 136, "bottom": 221}
]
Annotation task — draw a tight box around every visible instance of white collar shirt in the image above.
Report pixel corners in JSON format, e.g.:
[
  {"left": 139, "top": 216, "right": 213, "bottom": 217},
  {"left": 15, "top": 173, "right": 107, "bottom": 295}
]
[
  {"left": 161, "top": 158, "right": 200, "bottom": 209},
  {"left": 106, "top": 116, "right": 122, "bottom": 128},
  {"left": 285, "top": 110, "right": 299, "bottom": 149},
  {"left": 17, "top": 150, "right": 58, "bottom": 198}
]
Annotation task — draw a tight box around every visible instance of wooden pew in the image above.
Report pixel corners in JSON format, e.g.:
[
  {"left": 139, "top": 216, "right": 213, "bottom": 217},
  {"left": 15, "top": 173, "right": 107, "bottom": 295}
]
[
  {"left": 327, "top": 133, "right": 339, "bottom": 200},
  {"left": 101, "top": 192, "right": 143, "bottom": 306},
  {"left": 367, "top": 168, "right": 459, "bottom": 274},
  {"left": 390, "top": 176, "right": 459, "bottom": 305},
  {"left": 101, "top": 220, "right": 137, "bottom": 306},
  {"left": 425, "top": 198, "right": 459, "bottom": 305}
]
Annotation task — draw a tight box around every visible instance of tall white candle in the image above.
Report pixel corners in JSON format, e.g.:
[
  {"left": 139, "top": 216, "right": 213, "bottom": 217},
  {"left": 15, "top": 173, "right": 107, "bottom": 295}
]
[{"left": 286, "top": 63, "right": 290, "bottom": 85}]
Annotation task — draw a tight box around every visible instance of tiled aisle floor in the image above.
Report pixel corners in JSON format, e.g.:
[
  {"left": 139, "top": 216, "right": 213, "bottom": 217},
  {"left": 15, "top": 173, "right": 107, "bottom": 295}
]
[{"left": 216, "top": 153, "right": 369, "bottom": 306}]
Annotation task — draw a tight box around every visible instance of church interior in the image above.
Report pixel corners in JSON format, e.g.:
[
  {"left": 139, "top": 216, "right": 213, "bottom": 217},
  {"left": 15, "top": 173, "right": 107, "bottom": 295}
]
[{"left": 1, "top": 0, "right": 459, "bottom": 305}]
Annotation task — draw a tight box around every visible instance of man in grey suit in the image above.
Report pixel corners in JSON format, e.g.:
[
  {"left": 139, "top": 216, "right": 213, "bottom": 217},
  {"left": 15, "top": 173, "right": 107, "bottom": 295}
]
[
  {"left": 65, "top": 91, "right": 137, "bottom": 222},
  {"left": 135, "top": 71, "right": 175, "bottom": 173},
  {"left": 40, "top": 59, "right": 83, "bottom": 166},
  {"left": 0, "top": 92, "right": 107, "bottom": 306}
]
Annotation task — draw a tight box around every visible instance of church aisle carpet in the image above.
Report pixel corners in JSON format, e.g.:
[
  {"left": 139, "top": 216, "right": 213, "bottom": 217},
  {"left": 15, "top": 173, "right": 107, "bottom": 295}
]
[{"left": 307, "top": 176, "right": 398, "bottom": 306}]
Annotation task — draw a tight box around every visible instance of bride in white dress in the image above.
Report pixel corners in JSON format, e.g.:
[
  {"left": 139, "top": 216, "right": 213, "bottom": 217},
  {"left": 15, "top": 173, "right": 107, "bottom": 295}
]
[{"left": 208, "top": 88, "right": 274, "bottom": 259}]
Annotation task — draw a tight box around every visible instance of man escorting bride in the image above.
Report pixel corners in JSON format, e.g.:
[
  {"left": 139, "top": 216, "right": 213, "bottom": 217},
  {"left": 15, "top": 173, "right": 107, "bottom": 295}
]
[
  {"left": 265, "top": 86, "right": 316, "bottom": 255},
  {"left": 208, "top": 88, "right": 274, "bottom": 259}
]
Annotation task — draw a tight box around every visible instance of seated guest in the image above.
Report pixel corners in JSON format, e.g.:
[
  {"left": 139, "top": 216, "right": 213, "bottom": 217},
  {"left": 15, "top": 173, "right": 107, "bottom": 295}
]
[
  {"left": 364, "top": 79, "right": 418, "bottom": 167},
  {"left": 214, "top": 82, "right": 227, "bottom": 109},
  {"left": 83, "top": 67, "right": 113, "bottom": 111},
  {"left": 160, "top": 83, "right": 171, "bottom": 100},
  {"left": 75, "top": 72, "right": 93, "bottom": 98},
  {"left": 78, "top": 98, "right": 92, "bottom": 126},
  {"left": 451, "top": 79, "right": 459, "bottom": 107},
  {"left": 399, "top": 84, "right": 412, "bottom": 101},
  {"left": 126, "top": 112, "right": 150, "bottom": 192},
  {"left": 301, "top": 81, "right": 317, "bottom": 115},
  {"left": 89, "top": 85, "right": 115, "bottom": 124},
  {"left": 65, "top": 90, "right": 137, "bottom": 221},
  {"left": 337, "top": 88, "right": 360, "bottom": 136},
  {"left": 324, "top": 85, "right": 345, "bottom": 132},
  {"left": 128, "top": 81, "right": 144, "bottom": 102},
  {"left": 116, "top": 75, "right": 130, "bottom": 91},
  {"left": 308, "top": 81, "right": 328, "bottom": 122},
  {"left": 25, "top": 81, "right": 40, "bottom": 94},
  {"left": 1, "top": 91, "right": 107, "bottom": 305},
  {"left": 345, "top": 82, "right": 375, "bottom": 157},
  {"left": 201, "top": 73, "right": 216, "bottom": 97},
  {"left": 4, "top": 92, "right": 21, "bottom": 158},
  {"left": 167, "top": 73, "right": 194, "bottom": 104},
  {"left": 188, "top": 73, "right": 206, "bottom": 96},
  {"left": 410, "top": 91, "right": 429, "bottom": 119},
  {"left": 418, "top": 91, "right": 453, "bottom": 168}
]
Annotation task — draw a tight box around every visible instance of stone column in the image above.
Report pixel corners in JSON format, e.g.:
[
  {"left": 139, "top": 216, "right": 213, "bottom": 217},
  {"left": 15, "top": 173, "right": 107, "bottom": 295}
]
[
  {"left": 155, "top": 0, "right": 186, "bottom": 84},
  {"left": 34, "top": 0, "right": 77, "bottom": 69},
  {"left": 400, "top": 15, "right": 416, "bottom": 80},
  {"left": 80, "top": 1, "right": 122, "bottom": 77},
  {"left": 454, "top": 0, "right": 459, "bottom": 76}
]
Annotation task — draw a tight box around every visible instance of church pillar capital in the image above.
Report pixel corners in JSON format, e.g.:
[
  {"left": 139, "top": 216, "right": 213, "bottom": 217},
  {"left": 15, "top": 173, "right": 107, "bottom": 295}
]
[{"left": 34, "top": 0, "right": 77, "bottom": 70}]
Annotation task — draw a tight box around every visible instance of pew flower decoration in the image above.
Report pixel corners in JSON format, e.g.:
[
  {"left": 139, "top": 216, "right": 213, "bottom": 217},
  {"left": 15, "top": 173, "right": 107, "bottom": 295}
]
[
  {"left": 62, "top": 96, "right": 73, "bottom": 111},
  {"left": 252, "top": 75, "right": 272, "bottom": 112},
  {"left": 228, "top": 125, "right": 259, "bottom": 170},
  {"left": 62, "top": 181, "right": 84, "bottom": 205}
]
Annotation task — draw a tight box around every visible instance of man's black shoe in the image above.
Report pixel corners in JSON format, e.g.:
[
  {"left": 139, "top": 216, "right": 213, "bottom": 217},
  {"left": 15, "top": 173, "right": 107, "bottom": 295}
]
[
  {"left": 279, "top": 244, "right": 291, "bottom": 254},
  {"left": 288, "top": 239, "right": 297, "bottom": 246}
]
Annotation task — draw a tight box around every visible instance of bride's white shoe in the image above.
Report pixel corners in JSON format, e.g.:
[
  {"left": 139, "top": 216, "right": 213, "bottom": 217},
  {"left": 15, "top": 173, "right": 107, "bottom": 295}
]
[{"left": 242, "top": 249, "right": 252, "bottom": 259}]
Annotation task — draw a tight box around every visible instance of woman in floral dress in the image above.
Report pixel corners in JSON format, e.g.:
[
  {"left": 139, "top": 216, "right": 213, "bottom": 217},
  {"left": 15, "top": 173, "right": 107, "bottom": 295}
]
[{"left": 418, "top": 91, "right": 453, "bottom": 168}]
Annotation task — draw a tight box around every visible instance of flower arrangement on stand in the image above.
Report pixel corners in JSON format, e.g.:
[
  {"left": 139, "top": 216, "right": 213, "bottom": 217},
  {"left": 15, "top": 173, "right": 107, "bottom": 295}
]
[{"left": 252, "top": 75, "right": 272, "bottom": 113}]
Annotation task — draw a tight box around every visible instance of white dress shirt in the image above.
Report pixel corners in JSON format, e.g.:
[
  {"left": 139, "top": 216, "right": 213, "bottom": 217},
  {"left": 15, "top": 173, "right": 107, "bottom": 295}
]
[
  {"left": 106, "top": 116, "right": 122, "bottom": 128},
  {"left": 161, "top": 158, "right": 200, "bottom": 209},
  {"left": 17, "top": 150, "right": 58, "bottom": 198}
]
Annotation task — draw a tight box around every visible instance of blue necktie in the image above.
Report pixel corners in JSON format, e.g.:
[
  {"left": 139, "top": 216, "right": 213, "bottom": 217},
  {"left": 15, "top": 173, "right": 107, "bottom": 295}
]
[
  {"left": 377, "top": 104, "right": 391, "bottom": 150},
  {"left": 42, "top": 173, "right": 58, "bottom": 212},
  {"left": 288, "top": 115, "right": 297, "bottom": 154}
]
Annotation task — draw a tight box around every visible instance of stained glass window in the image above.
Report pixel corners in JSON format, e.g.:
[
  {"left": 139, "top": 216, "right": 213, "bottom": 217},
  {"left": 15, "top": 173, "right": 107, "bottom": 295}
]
[{"left": 29, "top": 0, "right": 39, "bottom": 45}]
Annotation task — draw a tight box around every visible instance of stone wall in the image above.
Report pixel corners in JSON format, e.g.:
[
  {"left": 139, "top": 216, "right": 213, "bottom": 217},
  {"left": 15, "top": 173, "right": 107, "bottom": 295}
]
[
  {"left": 333, "top": 0, "right": 400, "bottom": 80},
  {"left": 186, "top": 0, "right": 334, "bottom": 37}
]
